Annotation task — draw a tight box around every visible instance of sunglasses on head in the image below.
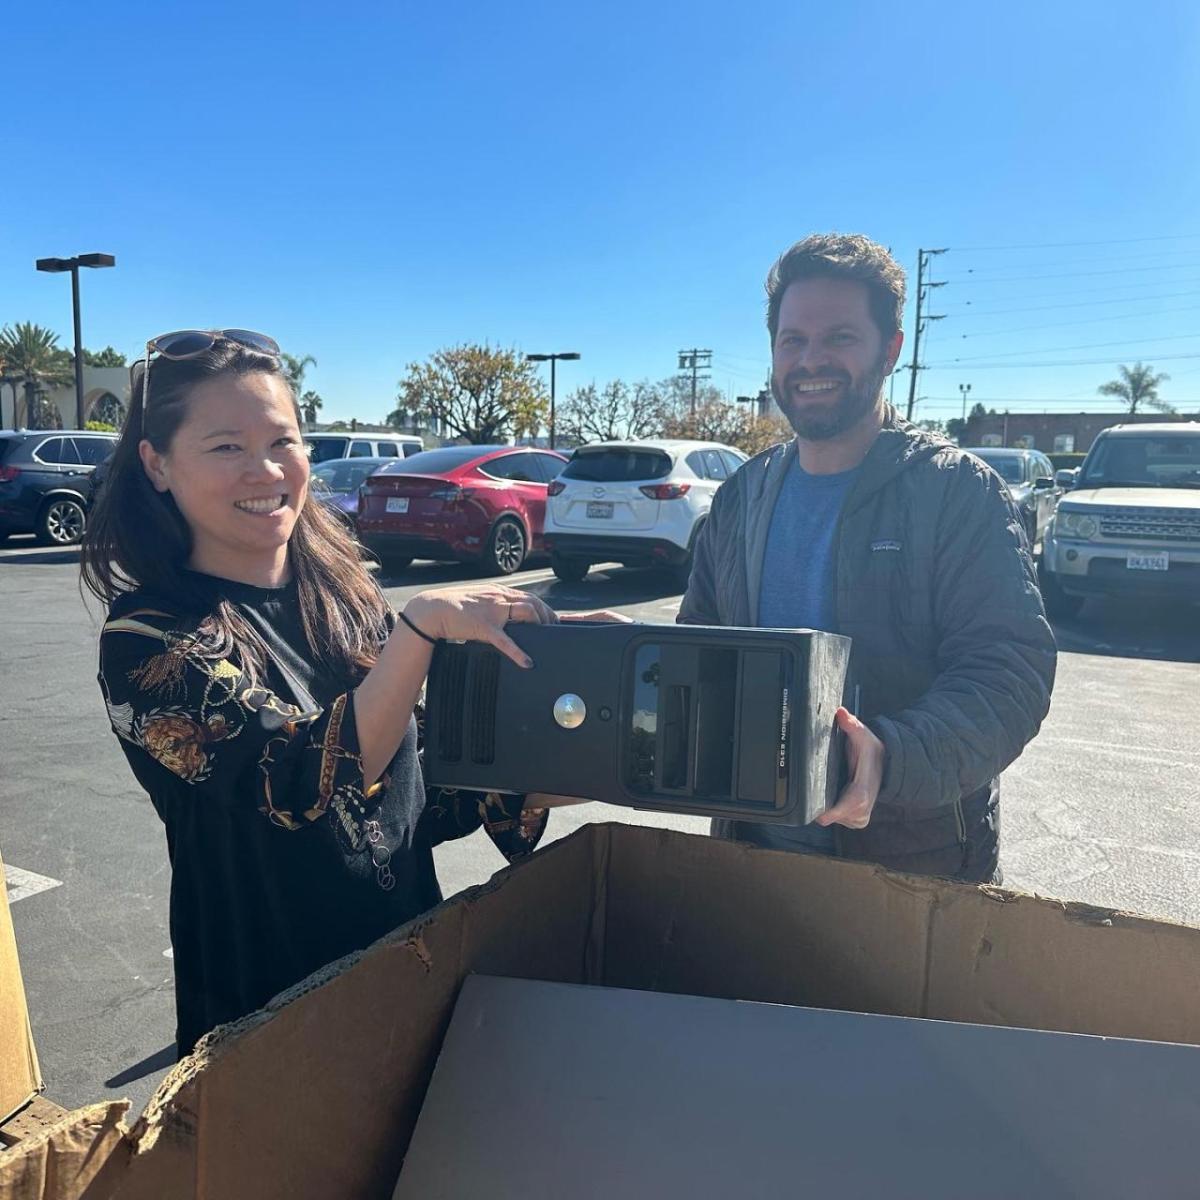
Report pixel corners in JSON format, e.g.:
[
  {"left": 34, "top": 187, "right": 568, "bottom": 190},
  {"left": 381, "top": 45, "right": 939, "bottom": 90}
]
[{"left": 135, "top": 329, "right": 282, "bottom": 432}]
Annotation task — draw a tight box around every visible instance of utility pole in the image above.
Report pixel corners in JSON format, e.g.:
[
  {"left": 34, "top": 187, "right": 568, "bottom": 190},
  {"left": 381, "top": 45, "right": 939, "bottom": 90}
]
[
  {"left": 677, "top": 349, "right": 712, "bottom": 415},
  {"left": 904, "top": 248, "right": 947, "bottom": 422}
]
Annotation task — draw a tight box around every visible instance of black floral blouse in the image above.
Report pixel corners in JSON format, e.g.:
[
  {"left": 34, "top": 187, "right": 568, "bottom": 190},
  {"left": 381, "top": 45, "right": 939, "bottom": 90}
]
[{"left": 98, "top": 572, "right": 546, "bottom": 1056}]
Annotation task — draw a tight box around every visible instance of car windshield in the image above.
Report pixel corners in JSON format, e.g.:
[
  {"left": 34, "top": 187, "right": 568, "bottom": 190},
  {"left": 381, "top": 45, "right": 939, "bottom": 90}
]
[
  {"left": 378, "top": 446, "right": 492, "bottom": 474},
  {"left": 562, "top": 448, "right": 672, "bottom": 482},
  {"left": 305, "top": 437, "right": 349, "bottom": 463},
  {"left": 1078, "top": 435, "right": 1200, "bottom": 489},
  {"left": 312, "top": 460, "right": 381, "bottom": 493},
  {"left": 976, "top": 455, "right": 1024, "bottom": 484}
]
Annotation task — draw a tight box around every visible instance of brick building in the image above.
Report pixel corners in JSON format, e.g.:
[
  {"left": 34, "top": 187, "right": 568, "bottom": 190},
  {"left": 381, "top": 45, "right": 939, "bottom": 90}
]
[{"left": 964, "top": 410, "right": 1200, "bottom": 454}]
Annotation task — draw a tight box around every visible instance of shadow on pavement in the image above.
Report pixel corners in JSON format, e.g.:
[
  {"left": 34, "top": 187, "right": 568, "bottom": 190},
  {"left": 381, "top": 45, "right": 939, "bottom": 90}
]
[
  {"left": 105, "top": 1043, "right": 177, "bottom": 1088},
  {"left": 1050, "top": 598, "right": 1200, "bottom": 664},
  {"left": 372, "top": 557, "right": 684, "bottom": 611},
  {"left": 0, "top": 545, "right": 81, "bottom": 567}
]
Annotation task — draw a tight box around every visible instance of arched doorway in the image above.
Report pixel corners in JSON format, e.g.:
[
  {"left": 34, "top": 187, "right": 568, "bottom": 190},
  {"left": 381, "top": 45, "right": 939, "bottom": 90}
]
[{"left": 85, "top": 390, "right": 125, "bottom": 429}]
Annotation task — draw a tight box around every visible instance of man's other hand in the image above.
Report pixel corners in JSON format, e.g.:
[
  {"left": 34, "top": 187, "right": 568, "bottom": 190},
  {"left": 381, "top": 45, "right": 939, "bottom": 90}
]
[{"left": 814, "top": 707, "right": 885, "bottom": 830}]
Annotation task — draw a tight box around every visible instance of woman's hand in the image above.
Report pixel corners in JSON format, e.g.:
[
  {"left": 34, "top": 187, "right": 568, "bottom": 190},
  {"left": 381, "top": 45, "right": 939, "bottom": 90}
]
[{"left": 403, "top": 585, "right": 558, "bottom": 668}]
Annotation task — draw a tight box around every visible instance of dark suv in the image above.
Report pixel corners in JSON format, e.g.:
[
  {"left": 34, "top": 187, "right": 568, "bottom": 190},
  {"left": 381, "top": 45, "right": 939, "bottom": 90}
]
[{"left": 0, "top": 431, "right": 118, "bottom": 545}]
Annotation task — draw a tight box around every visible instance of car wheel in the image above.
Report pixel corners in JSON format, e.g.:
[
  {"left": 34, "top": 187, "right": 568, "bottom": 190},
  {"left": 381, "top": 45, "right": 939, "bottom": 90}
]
[
  {"left": 482, "top": 517, "right": 527, "bottom": 575},
  {"left": 37, "top": 498, "right": 87, "bottom": 546},
  {"left": 1040, "top": 568, "right": 1084, "bottom": 619},
  {"left": 551, "top": 555, "right": 590, "bottom": 583}
]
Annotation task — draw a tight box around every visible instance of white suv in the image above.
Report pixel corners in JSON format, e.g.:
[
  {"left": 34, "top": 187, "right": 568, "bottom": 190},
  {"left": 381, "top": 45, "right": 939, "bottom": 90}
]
[
  {"left": 542, "top": 439, "right": 747, "bottom": 583},
  {"left": 1041, "top": 422, "right": 1200, "bottom": 616},
  {"left": 304, "top": 433, "right": 424, "bottom": 463}
]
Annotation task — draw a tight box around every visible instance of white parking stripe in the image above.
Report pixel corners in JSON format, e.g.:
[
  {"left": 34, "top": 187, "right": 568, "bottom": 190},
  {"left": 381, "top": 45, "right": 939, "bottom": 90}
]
[{"left": 4, "top": 864, "right": 64, "bottom": 904}]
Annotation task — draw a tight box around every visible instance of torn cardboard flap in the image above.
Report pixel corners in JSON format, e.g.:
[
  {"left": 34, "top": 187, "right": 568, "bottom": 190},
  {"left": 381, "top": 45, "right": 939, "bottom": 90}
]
[{"left": 6, "top": 824, "right": 1200, "bottom": 1199}]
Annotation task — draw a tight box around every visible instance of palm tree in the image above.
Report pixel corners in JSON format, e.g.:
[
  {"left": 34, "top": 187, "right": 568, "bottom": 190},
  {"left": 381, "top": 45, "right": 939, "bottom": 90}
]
[
  {"left": 1098, "top": 363, "right": 1174, "bottom": 415},
  {"left": 0, "top": 323, "right": 74, "bottom": 428},
  {"left": 281, "top": 352, "right": 317, "bottom": 398},
  {"left": 299, "top": 390, "right": 323, "bottom": 426}
]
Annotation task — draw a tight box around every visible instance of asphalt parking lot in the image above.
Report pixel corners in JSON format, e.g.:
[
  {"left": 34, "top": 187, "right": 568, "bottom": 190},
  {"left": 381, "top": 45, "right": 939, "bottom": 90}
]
[{"left": 2, "top": 537, "right": 1198, "bottom": 1118}]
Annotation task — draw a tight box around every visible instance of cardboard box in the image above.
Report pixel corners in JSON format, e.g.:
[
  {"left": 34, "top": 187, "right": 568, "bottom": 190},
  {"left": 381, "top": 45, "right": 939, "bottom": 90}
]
[
  {"left": 0, "top": 846, "right": 42, "bottom": 1126},
  {"left": 6, "top": 823, "right": 1200, "bottom": 1199},
  {"left": 397, "top": 975, "right": 1200, "bottom": 1197}
]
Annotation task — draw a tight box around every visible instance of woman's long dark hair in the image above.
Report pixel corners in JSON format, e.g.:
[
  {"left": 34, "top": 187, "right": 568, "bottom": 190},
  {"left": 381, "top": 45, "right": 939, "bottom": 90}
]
[{"left": 80, "top": 340, "right": 388, "bottom": 678}]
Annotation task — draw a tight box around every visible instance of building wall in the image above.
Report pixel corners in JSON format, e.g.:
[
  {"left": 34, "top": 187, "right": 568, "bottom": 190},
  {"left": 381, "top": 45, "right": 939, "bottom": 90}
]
[
  {"left": 40, "top": 366, "right": 131, "bottom": 429},
  {"left": 965, "top": 410, "right": 1200, "bottom": 454}
]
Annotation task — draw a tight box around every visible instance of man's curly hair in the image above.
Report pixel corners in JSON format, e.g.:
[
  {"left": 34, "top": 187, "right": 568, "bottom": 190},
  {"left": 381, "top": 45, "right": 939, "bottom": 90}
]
[{"left": 766, "top": 233, "right": 906, "bottom": 345}]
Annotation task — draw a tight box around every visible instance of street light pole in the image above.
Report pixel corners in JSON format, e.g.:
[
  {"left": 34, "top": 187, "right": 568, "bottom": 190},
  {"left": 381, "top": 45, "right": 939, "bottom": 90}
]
[
  {"left": 35, "top": 252, "right": 116, "bottom": 428},
  {"left": 525, "top": 351, "right": 580, "bottom": 450},
  {"left": 959, "top": 382, "right": 972, "bottom": 421}
]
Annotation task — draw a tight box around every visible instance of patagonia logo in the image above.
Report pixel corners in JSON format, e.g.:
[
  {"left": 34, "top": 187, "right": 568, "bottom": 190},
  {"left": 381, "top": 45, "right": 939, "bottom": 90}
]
[{"left": 871, "top": 540, "right": 902, "bottom": 553}]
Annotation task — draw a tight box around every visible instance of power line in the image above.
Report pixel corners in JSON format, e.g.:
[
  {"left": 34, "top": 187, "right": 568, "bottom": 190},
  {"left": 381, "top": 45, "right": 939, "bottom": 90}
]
[
  {"left": 959, "top": 303, "right": 1200, "bottom": 339},
  {"left": 942, "top": 249, "right": 1200, "bottom": 275},
  {"left": 945, "top": 331, "right": 1200, "bottom": 365},
  {"left": 939, "top": 261, "right": 1200, "bottom": 286},
  {"left": 950, "top": 234, "right": 1200, "bottom": 252},
  {"left": 926, "top": 351, "right": 1200, "bottom": 369},
  {"left": 939, "top": 286, "right": 1200, "bottom": 318}
]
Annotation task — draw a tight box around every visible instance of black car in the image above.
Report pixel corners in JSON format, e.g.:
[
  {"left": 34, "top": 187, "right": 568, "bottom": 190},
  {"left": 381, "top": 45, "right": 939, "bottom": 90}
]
[{"left": 0, "top": 430, "right": 118, "bottom": 545}]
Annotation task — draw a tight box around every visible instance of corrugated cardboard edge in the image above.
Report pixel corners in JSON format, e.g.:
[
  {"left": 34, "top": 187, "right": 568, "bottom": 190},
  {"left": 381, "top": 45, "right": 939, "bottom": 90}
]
[
  {"left": 0, "top": 845, "right": 43, "bottom": 1124},
  {"left": 0, "top": 1103, "right": 128, "bottom": 1200},
  {"left": 122, "top": 825, "right": 611, "bottom": 1182}
]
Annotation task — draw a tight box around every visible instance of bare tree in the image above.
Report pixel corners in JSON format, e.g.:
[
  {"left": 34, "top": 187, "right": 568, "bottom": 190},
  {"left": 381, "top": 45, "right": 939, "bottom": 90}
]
[{"left": 557, "top": 379, "right": 665, "bottom": 444}]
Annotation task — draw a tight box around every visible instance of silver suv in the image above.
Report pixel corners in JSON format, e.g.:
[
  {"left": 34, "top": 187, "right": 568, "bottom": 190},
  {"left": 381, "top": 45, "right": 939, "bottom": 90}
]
[{"left": 1041, "top": 422, "right": 1200, "bottom": 616}]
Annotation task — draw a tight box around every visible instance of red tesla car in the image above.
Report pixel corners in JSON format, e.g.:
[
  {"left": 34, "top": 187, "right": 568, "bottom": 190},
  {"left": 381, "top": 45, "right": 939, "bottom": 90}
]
[{"left": 356, "top": 445, "right": 568, "bottom": 574}]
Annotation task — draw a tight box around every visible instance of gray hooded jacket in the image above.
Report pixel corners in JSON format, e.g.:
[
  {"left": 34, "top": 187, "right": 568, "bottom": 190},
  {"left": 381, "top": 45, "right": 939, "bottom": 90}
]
[{"left": 677, "top": 407, "right": 1057, "bottom": 880}]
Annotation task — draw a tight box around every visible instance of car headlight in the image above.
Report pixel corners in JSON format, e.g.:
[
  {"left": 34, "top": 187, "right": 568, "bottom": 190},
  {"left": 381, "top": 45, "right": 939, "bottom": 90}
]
[{"left": 1055, "top": 511, "right": 1098, "bottom": 539}]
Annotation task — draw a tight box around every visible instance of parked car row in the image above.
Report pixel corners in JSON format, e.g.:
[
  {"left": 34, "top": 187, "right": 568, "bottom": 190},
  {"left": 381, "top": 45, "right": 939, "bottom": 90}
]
[{"left": 344, "top": 438, "right": 747, "bottom": 580}]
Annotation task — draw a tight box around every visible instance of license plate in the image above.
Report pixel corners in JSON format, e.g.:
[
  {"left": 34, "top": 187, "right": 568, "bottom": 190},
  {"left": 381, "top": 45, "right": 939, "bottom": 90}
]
[
  {"left": 1127, "top": 552, "right": 1168, "bottom": 571},
  {"left": 386, "top": 497, "right": 409, "bottom": 514},
  {"left": 586, "top": 502, "right": 614, "bottom": 519}
]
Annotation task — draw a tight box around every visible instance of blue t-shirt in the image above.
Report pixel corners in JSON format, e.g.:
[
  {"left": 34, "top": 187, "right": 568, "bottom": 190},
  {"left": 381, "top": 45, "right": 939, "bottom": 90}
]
[{"left": 747, "top": 458, "right": 859, "bottom": 854}]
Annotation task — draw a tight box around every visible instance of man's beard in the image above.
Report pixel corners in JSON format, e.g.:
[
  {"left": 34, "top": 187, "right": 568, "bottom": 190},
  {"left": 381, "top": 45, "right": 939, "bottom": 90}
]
[{"left": 771, "top": 354, "right": 890, "bottom": 441}]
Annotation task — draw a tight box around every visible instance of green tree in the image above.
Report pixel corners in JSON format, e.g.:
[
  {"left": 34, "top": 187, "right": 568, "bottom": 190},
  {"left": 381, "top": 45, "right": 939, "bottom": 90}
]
[
  {"left": 299, "top": 390, "right": 323, "bottom": 425},
  {"left": 396, "top": 345, "right": 547, "bottom": 444},
  {"left": 0, "top": 323, "right": 73, "bottom": 428},
  {"left": 81, "top": 346, "right": 127, "bottom": 367},
  {"left": 281, "top": 352, "right": 317, "bottom": 398},
  {"left": 1098, "top": 362, "right": 1174, "bottom": 414},
  {"left": 948, "top": 400, "right": 992, "bottom": 445},
  {"left": 557, "top": 379, "right": 665, "bottom": 444}
]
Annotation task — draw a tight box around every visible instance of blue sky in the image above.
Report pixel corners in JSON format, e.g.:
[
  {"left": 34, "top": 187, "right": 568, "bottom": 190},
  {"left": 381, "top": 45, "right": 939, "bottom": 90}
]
[{"left": 4, "top": 0, "right": 1199, "bottom": 425}]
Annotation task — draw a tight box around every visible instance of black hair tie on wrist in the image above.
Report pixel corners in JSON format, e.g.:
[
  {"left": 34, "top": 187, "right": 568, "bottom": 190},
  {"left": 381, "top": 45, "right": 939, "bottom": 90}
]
[{"left": 398, "top": 609, "right": 438, "bottom": 646}]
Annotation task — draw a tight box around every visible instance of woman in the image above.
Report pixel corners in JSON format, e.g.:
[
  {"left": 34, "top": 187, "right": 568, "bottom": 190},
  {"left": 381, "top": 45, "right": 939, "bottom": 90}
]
[{"left": 81, "top": 329, "right": 592, "bottom": 1057}]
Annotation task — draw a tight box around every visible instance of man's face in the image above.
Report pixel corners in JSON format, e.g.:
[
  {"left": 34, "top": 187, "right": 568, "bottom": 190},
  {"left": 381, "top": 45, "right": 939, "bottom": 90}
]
[{"left": 770, "top": 277, "right": 902, "bottom": 441}]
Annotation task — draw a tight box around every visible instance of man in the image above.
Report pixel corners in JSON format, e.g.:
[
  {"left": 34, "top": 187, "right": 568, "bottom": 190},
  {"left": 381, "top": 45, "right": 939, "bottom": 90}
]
[{"left": 678, "top": 234, "right": 1056, "bottom": 882}]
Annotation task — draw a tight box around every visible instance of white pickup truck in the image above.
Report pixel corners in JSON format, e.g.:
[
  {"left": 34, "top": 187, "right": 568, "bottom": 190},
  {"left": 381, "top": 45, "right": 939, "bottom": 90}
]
[{"left": 1041, "top": 422, "right": 1200, "bottom": 617}]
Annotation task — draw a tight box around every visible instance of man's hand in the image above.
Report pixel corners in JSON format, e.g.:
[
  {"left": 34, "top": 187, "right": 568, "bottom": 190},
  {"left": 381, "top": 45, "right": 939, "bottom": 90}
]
[{"left": 814, "top": 707, "right": 885, "bottom": 830}]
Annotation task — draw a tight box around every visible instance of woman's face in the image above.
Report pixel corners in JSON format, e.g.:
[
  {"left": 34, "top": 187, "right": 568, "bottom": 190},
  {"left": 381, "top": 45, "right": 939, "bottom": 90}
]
[{"left": 139, "top": 371, "right": 310, "bottom": 583}]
